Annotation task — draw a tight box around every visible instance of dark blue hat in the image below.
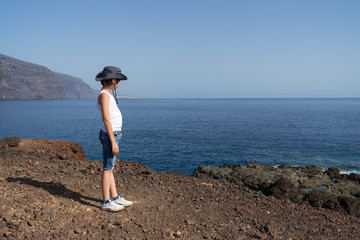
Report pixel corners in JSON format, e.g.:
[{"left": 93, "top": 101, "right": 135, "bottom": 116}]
[{"left": 95, "top": 66, "right": 127, "bottom": 81}]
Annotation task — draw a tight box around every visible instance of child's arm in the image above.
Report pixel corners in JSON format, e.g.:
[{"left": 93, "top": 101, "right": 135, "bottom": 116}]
[{"left": 98, "top": 93, "right": 119, "bottom": 155}]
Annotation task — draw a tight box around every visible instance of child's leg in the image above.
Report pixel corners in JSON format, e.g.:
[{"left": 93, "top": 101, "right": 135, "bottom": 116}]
[
  {"left": 99, "top": 130, "right": 121, "bottom": 201},
  {"left": 109, "top": 170, "right": 119, "bottom": 198},
  {"left": 101, "top": 169, "right": 112, "bottom": 201},
  {"left": 100, "top": 168, "right": 124, "bottom": 212},
  {"left": 102, "top": 169, "right": 119, "bottom": 201}
]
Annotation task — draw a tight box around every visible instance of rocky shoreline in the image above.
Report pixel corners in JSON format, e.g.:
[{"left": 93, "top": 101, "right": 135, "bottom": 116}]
[
  {"left": 194, "top": 163, "right": 360, "bottom": 218},
  {"left": 1, "top": 137, "right": 360, "bottom": 239}
]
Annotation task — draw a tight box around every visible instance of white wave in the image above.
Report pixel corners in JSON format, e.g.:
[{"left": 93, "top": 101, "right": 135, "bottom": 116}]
[
  {"left": 340, "top": 170, "right": 360, "bottom": 175},
  {"left": 273, "top": 164, "right": 360, "bottom": 175}
]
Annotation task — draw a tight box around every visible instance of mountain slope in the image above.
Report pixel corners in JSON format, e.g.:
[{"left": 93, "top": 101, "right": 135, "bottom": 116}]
[
  {"left": 0, "top": 54, "right": 94, "bottom": 100},
  {"left": 56, "top": 72, "right": 94, "bottom": 99}
]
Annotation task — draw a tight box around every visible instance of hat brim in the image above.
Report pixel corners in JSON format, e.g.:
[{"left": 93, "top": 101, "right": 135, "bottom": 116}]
[{"left": 95, "top": 72, "right": 127, "bottom": 81}]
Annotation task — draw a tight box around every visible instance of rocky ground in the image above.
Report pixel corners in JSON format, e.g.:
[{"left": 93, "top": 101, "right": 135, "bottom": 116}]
[
  {"left": 0, "top": 137, "right": 360, "bottom": 239},
  {"left": 194, "top": 163, "right": 360, "bottom": 218}
]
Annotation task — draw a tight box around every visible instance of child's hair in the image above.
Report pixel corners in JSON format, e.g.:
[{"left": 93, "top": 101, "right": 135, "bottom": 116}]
[{"left": 101, "top": 79, "right": 114, "bottom": 86}]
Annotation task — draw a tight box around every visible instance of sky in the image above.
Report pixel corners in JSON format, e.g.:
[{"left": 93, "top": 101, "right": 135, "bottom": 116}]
[{"left": 1, "top": 0, "right": 359, "bottom": 98}]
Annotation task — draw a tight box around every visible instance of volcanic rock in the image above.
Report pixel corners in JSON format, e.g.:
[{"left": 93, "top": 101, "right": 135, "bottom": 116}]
[
  {"left": 0, "top": 137, "right": 20, "bottom": 149},
  {"left": 194, "top": 162, "right": 360, "bottom": 217}
]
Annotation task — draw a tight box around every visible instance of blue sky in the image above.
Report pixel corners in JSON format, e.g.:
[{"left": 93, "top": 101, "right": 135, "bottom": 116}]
[{"left": 1, "top": 0, "right": 359, "bottom": 98}]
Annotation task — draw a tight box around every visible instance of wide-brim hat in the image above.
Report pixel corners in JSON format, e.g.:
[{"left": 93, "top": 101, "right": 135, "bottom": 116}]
[{"left": 95, "top": 66, "right": 127, "bottom": 81}]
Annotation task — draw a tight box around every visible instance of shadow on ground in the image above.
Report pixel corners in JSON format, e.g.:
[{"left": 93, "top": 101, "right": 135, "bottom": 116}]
[{"left": 6, "top": 177, "right": 99, "bottom": 208}]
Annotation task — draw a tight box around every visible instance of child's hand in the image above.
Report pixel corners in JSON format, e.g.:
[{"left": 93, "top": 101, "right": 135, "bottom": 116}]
[{"left": 112, "top": 143, "right": 119, "bottom": 155}]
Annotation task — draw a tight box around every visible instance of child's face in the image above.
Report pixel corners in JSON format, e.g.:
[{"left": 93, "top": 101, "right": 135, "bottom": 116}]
[{"left": 113, "top": 79, "right": 120, "bottom": 89}]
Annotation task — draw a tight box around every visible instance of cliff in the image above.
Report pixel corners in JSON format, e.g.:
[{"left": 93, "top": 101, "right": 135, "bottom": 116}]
[
  {"left": 0, "top": 54, "right": 95, "bottom": 100},
  {"left": 55, "top": 72, "right": 94, "bottom": 99}
]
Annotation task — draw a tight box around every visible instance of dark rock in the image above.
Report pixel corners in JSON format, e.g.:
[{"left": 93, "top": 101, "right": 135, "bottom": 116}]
[
  {"left": 263, "top": 178, "right": 304, "bottom": 204},
  {"left": 304, "top": 190, "right": 340, "bottom": 210},
  {"left": 27, "top": 221, "right": 34, "bottom": 227},
  {"left": 338, "top": 196, "right": 360, "bottom": 217},
  {"left": 193, "top": 165, "right": 232, "bottom": 180},
  {"left": 325, "top": 168, "right": 340, "bottom": 179},
  {"left": 277, "top": 164, "right": 287, "bottom": 169},
  {"left": 2, "top": 137, "right": 21, "bottom": 147},
  {"left": 194, "top": 164, "right": 274, "bottom": 191},
  {"left": 349, "top": 173, "right": 360, "bottom": 184},
  {"left": 141, "top": 170, "right": 151, "bottom": 175},
  {"left": 303, "top": 165, "right": 324, "bottom": 175},
  {"left": 193, "top": 162, "right": 360, "bottom": 217}
]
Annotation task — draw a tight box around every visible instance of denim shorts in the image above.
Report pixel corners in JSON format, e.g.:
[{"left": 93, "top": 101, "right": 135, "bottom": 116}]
[{"left": 98, "top": 129, "right": 122, "bottom": 170}]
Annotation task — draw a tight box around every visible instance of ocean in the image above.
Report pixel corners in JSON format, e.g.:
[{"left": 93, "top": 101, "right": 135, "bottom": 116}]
[{"left": 1, "top": 98, "right": 359, "bottom": 175}]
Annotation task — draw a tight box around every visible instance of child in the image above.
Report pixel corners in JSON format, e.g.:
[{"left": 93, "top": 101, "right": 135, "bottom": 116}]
[{"left": 96, "top": 66, "right": 133, "bottom": 212}]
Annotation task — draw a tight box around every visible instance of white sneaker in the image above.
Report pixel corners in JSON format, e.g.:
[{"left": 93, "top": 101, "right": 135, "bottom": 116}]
[
  {"left": 113, "top": 195, "right": 133, "bottom": 206},
  {"left": 100, "top": 200, "right": 125, "bottom": 212}
]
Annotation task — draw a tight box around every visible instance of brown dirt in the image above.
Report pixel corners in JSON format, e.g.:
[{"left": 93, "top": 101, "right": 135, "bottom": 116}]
[{"left": 1, "top": 138, "right": 360, "bottom": 239}]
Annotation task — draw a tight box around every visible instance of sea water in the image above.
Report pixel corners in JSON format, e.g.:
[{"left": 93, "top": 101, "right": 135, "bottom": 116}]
[{"left": 1, "top": 98, "right": 359, "bottom": 175}]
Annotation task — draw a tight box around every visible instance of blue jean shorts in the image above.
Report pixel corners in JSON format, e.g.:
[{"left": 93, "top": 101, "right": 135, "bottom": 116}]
[{"left": 98, "top": 129, "right": 122, "bottom": 170}]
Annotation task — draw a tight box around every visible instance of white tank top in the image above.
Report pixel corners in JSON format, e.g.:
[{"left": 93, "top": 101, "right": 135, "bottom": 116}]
[{"left": 97, "top": 91, "right": 122, "bottom": 132}]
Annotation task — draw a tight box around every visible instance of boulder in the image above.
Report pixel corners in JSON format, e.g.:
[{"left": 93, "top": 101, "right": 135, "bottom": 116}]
[
  {"left": 304, "top": 190, "right": 340, "bottom": 211},
  {"left": 325, "top": 168, "right": 340, "bottom": 179},
  {"left": 263, "top": 178, "right": 304, "bottom": 204},
  {"left": 0, "top": 137, "right": 21, "bottom": 149},
  {"left": 338, "top": 196, "right": 360, "bottom": 217}
]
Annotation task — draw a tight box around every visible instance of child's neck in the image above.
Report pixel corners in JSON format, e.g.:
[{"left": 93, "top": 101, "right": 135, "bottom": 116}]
[{"left": 101, "top": 86, "right": 113, "bottom": 92}]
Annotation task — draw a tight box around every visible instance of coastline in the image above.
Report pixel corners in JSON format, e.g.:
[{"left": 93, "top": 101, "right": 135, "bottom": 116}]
[
  {"left": 2, "top": 98, "right": 359, "bottom": 176},
  {"left": 194, "top": 163, "right": 360, "bottom": 218},
  {"left": 1, "top": 137, "right": 360, "bottom": 239}
]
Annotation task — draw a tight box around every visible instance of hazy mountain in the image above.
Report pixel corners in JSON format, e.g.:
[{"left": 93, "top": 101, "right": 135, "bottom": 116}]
[
  {"left": 0, "top": 54, "right": 95, "bottom": 100},
  {"left": 55, "top": 72, "right": 95, "bottom": 99}
]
